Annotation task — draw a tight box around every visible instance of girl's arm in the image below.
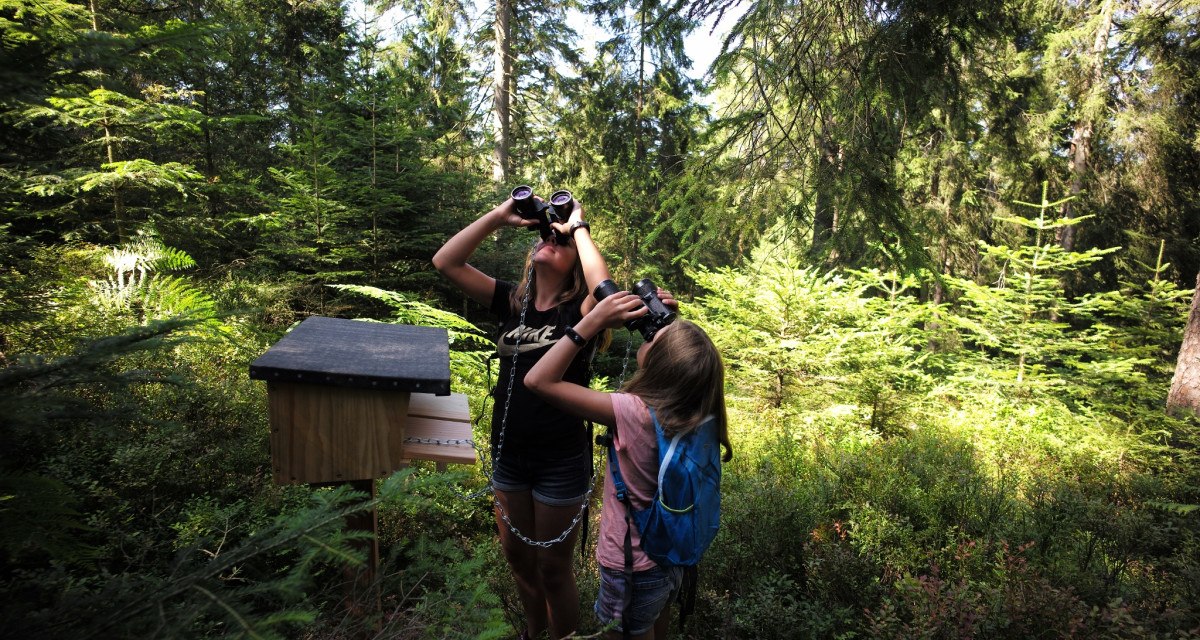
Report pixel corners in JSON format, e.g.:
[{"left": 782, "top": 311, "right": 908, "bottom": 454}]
[
  {"left": 432, "top": 198, "right": 535, "bottom": 306},
  {"left": 525, "top": 292, "right": 648, "bottom": 426},
  {"left": 552, "top": 203, "right": 610, "bottom": 316}
]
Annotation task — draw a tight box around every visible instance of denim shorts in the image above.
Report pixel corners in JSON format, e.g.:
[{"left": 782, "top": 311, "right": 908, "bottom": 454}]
[
  {"left": 490, "top": 448, "right": 590, "bottom": 507},
  {"left": 594, "top": 565, "right": 684, "bottom": 635}
]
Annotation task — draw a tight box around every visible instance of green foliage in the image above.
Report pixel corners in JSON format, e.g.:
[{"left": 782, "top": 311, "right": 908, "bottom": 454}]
[
  {"left": 681, "top": 222, "right": 1200, "bottom": 637},
  {"left": 691, "top": 223, "right": 933, "bottom": 432},
  {"left": 3, "top": 0, "right": 1200, "bottom": 636},
  {"left": 84, "top": 237, "right": 220, "bottom": 324},
  {"left": 385, "top": 536, "right": 510, "bottom": 639},
  {"left": 947, "top": 184, "right": 1121, "bottom": 388}
]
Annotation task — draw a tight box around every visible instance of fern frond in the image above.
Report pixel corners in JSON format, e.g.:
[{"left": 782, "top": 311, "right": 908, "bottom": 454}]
[
  {"left": 0, "top": 473, "right": 100, "bottom": 564},
  {"left": 191, "top": 584, "right": 268, "bottom": 640},
  {"left": 329, "top": 284, "right": 491, "bottom": 348},
  {"left": 140, "top": 274, "right": 216, "bottom": 318},
  {"left": 84, "top": 241, "right": 226, "bottom": 331}
]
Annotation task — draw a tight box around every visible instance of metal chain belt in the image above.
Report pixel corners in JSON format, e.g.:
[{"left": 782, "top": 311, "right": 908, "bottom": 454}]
[
  {"left": 498, "top": 483, "right": 598, "bottom": 548},
  {"left": 618, "top": 333, "right": 633, "bottom": 386}
]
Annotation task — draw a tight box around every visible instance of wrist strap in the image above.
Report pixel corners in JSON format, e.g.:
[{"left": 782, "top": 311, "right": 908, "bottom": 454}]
[{"left": 563, "top": 325, "right": 587, "bottom": 347}]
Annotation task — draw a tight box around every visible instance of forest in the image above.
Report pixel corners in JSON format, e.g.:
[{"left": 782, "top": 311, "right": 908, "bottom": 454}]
[{"left": 2, "top": 0, "right": 1200, "bottom": 637}]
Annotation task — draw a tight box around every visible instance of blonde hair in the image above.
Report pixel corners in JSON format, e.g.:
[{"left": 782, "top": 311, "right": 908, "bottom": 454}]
[{"left": 622, "top": 321, "right": 733, "bottom": 461}]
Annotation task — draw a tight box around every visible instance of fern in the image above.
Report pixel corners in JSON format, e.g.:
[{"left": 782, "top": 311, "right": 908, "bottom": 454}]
[
  {"left": 69, "top": 471, "right": 442, "bottom": 640},
  {"left": 328, "top": 284, "right": 488, "bottom": 345},
  {"left": 86, "top": 238, "right": 220, "bottom": 328},
  {"left": 0, "top": 473, "right": 99, "bottom": 565}
]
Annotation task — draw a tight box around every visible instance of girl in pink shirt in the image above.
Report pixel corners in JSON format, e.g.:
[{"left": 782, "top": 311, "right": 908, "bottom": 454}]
[{"left": 525, "top": 291, "right": 733, "bottom": 639}]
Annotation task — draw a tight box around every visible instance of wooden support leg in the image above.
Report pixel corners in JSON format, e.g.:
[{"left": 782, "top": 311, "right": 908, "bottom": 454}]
[
  {"left": 346, "top": 479, "right": 379, "bottom": 583},
  {"left": 312, "top": 479, "right": 381, "bottom": 621}
]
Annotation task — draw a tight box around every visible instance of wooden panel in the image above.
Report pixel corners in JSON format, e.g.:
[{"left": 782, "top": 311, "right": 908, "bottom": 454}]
[
  {"left": 400, "top": 393, "right": 475, "bottom": 465},
  {"left": 407, "top": 392, "right": 470, "bottom": 422},
  {"left": 268, "top": 382, "right": 410, "bottom": 484}
]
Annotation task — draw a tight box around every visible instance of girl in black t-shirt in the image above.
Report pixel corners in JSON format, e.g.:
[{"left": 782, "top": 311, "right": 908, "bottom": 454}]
[{"left": 433, "top": 194, "right": 612, "bottom": 640}]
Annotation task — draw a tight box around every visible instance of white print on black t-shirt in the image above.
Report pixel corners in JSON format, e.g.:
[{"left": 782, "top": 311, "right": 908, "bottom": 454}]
[{"left": 498, "top": 324, "right": 559, "bottom": 356}]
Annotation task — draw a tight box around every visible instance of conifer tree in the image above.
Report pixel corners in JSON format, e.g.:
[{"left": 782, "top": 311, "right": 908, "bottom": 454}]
[{"left": 11, "top": 1, "right": 206, "bottom": 244}]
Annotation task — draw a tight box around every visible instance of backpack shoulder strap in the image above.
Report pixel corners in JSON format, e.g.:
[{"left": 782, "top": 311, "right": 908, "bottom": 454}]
[
  {"left": 648, "top": 408, "right": 684, "bottom": 496},
  {"left": 605, "top": 425, "right": 630, "bottom": 503}
]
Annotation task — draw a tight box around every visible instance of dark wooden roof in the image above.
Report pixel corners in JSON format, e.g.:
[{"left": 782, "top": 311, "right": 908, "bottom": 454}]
[{"left": 249, "top": 316, "right": 451, "bottom": 395}]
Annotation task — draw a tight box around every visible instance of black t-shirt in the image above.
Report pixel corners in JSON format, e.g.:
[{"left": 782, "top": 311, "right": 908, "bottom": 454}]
[{"left": 489, "top": 280, "right": 594, "bottom": 458}]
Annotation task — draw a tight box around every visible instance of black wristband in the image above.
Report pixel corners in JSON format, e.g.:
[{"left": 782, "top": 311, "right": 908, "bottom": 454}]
[
  {"left": 569, "top": 220, "right": 591, "bottom": 237},
  {"left": 563, "top": 325, "right": 588, "bottom": 347}
]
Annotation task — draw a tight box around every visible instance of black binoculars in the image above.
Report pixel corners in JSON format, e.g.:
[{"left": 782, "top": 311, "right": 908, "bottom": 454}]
[
  {"left": 511, "top": 185, "right": 574, "bottom": 243},
  {"left": 593, "top": 278, "right": 677, "bottom": 342}
]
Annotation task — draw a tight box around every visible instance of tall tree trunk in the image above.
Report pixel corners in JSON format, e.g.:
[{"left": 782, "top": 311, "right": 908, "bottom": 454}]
[
  {"left": 810, "top": 131, "right": 838, "bottom": 263},
  {"left": 1059, "top": 0, "right": 1114, "bottom": 252},
  {"left": 635, "top": 0, "right": 646, "bottom": 163},
  {"left": 370, "top": 89, "right": 379, "bottom": 272},
  {"left": 491, "top": 0, "right": 511, "bottom": 184},
  {"left": 1167, "top": 271, "right": 1200, "bottom": 417},
  {"left": 89, "top": 0, "right": 125, "bottom": 242},
  {"left": 311, "top": 114, "right": 322, "bottom": 249}
]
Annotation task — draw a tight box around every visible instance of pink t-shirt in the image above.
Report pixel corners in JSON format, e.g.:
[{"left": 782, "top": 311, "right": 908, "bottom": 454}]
[{"left": 597, "top": 393, "right": 660, "bottom": 572}]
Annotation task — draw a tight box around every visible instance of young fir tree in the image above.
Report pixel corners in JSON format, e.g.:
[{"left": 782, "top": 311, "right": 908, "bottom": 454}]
[
  {"left": 539, "top": 0, "right": 704, "bottom": 288},
  {"left": 947, "top": 182, "right": 1130, "bottom": 392},
  {"left": 360, "top": 0, "right": 488, "bottom": 291},
  {"left": 14, "top": 2, "right": 206, "bottom": 244}
]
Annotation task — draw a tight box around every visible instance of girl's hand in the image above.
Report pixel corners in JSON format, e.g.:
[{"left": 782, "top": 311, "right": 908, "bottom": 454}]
[
  {"left": 657, "top": 287, "right": 679, "bottom": 312},
  {"left": 490, "top": 198, "right": 539, "bottom": 229},
  {"left": 550, "top": 201, "right": 585, "bottom": 237},
  {"left": 568, "top": 201, "right": 585, "bottom": 225},
  {"left": 588, "top": 291, "right": 647, "bottom": 330},
  {"left": 550, "top": 219, "right": 572, "bottom": 237}
]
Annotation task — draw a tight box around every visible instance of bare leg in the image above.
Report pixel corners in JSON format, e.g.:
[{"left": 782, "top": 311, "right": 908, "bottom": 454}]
[
  {"left": 533, "top": 499, "right": 583, "bottom": 638},
  {"left": 495, "top": 489, "right": 547, "bottom": 639},
  {"left": 651, "top": 603, "right": 672, "bottom": 639}
]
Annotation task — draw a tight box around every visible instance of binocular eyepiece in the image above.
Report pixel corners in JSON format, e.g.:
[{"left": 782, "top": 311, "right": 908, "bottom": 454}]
[
  {"left": 511, "top": 185, "right": 574, "bottom": 242},
  {"left": 593, "top": 278, "right": 677, "bottom": 342}
]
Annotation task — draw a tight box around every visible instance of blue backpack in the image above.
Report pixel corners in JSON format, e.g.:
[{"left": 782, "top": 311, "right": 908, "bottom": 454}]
[{"left": 606, "top": 407, "right": 723, "bottom": 567}]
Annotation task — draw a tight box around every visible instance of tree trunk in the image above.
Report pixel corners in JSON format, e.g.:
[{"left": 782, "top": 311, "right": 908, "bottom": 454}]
[
  {"left": 370, "top": 88, "right": 378, "bottom": 272},
  {"left": 635, "top": 0, "right": 646, "bottom": 163},
  {"left": 491, "top": 0, "right": 512, "bottom": 184},
  {"left": 89, "top": 0, "right": 125, "bottom": 242},
  {"left": 1058, "top": 0, "right": 1114, "bottom": 252},
  {"left": 810, "top": 132, "right": 838, "bottom": 263},
  {"left": 1167, "top": 271, "right": 1200, "bottom": 417}
]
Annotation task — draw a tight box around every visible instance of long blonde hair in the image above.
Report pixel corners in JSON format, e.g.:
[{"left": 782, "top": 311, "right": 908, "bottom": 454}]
[{"left": 622, "top": 321, "right": 733, "bottom": 461}]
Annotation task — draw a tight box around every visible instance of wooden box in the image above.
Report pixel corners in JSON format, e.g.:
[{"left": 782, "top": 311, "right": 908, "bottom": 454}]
[{"left": 250, "top": 316, "right": 473, "bottom": 485}]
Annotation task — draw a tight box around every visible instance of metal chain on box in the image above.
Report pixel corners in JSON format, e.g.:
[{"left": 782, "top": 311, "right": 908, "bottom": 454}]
[{"left": 402, "top": 436, "right": 475, "bottom": 446}]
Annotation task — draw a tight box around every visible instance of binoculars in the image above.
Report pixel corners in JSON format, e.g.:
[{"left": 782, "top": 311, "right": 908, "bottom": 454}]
[
  {"left": 511, "top": 185, "right": 574, "bottom": 243},
  {"left": 593, "top": 278, "right": 677, "bottom": 342}
]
